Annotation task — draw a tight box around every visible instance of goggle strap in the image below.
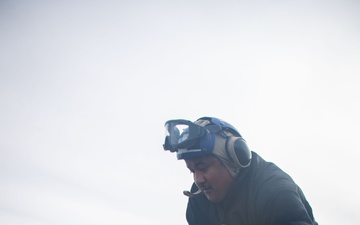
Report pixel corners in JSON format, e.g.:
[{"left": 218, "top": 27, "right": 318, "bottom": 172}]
[{"left": 204, "top": 124, "right": 222, "bottom": 133}]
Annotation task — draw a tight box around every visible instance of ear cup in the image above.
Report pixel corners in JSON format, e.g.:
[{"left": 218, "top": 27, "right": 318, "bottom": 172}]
[{"left": 226, "top": 136, "right": 252, "bottom": 168}]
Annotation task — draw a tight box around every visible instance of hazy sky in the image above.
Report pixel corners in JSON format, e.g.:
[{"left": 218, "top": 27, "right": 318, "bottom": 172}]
[{"left": 1, "top": 1, "right": 360, "bottom": 225}]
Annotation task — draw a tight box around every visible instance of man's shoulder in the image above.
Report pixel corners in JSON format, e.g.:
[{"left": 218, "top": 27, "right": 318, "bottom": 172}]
[
  {"left": 251, "top": 152, "right": 295, "bottom": 183},
  {"left": 236, "top": 152, "right": 298, "bottom": 198}
]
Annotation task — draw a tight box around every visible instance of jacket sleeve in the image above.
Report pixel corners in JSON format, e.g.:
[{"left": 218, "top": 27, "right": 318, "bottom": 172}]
[{"left": 259, "top": 182, "right": 318, "bottom": 225}]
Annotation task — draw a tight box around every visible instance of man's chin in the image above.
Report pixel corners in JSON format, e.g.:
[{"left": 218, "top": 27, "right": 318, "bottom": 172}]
[{"left": 204, "top": 192, "right": 223, "bottom": 203}]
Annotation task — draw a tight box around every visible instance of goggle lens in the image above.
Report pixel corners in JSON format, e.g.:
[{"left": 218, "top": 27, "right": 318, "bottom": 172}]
[{"left": 166, "top": 123, "right": 191, "bottom": 146}]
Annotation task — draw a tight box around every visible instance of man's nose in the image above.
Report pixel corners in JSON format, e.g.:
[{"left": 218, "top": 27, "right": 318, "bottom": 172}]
[{"left": 194, "top": 171, "right": 206, "bottom": 185}]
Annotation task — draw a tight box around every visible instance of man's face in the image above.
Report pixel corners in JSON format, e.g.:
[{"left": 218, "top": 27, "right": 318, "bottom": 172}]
[{"left": 185, "top": 155, "right": 234, "bottom": 203}]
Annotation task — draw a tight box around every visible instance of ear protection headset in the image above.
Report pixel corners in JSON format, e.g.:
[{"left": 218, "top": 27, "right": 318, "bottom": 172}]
[
  {"left": 223, "top": 133, "right": 252, "bottom": 168},
  {"left": 198, "top": 117, "right": 252, "bottom": 168}
]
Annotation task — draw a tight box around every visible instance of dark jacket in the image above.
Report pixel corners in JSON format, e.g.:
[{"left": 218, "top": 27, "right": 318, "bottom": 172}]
[{"left": 186, "top": 152, "right": 318, "bottom": 225}]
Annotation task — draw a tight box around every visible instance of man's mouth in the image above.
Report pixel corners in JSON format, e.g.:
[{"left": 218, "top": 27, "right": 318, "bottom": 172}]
[{"left": 201, "top": 186, "right": 212, "bottom": 193}]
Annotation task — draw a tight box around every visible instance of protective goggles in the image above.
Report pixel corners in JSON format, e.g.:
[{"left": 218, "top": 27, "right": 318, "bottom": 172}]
[
  {"left": 163, "top": 119, "right": 207, "bottom": 152},
  {"left": 163, "top": 117, "right": 239, "bottom": 159}
]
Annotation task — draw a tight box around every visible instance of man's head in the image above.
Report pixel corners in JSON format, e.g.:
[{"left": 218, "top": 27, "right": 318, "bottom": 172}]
[
  {"left": 163, "top": 116, "right": 252, "bottom": 202},
  {"left": 185, "top": 154, "right": 234, "bottom": 203}
]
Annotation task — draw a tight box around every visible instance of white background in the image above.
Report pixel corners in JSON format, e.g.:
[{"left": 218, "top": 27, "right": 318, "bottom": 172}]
[{"left": 1, "top": 1, "right": 359, "bottom": 224}]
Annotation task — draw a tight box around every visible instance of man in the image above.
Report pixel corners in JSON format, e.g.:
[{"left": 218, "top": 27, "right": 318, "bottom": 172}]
[{"left": 163, "top": 116, "right": 318, "bottom": 225}]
